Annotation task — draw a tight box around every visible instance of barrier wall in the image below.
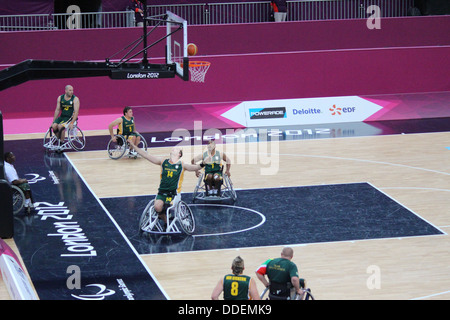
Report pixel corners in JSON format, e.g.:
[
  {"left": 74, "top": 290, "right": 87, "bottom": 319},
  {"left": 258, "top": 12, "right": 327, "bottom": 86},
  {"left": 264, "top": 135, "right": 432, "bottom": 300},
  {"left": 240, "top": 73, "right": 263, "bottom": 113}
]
[{"left": 0, "top": 16, "right": 449, "bottom": 133}]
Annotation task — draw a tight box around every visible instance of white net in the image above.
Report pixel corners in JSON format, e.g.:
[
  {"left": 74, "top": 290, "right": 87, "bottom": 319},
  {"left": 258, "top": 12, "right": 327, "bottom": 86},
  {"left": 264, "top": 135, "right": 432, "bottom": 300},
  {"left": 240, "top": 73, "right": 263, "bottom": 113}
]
[{"left": 189, "top": 61, "right": 211, "bottom": 83}]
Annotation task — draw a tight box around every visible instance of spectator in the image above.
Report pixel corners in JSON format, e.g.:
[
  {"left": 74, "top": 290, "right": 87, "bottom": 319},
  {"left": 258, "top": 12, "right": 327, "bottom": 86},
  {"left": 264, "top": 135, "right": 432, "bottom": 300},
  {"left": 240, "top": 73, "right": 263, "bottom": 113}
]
[
  {"left": 271, "top": 0, "right": 288, "bottom": 22},
  {"left": 4, "top": 152, "right": 35, "bottom": 212},
  {"left": 132, "top": 0, "right": 144, "bottom": 26}
]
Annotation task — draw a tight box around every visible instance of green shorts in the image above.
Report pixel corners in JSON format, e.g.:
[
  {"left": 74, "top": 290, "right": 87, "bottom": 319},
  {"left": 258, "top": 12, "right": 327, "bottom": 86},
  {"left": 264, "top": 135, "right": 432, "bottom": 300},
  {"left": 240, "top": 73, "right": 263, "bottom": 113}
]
[
  {"left": 156, "top": 191, "right": 176, "bottom": 204},
  {"left": 205, "top": 170, "right": 222, "bottom": 177},
  {"left": 17, "top": 182, "right": 31, "bottom": 192},
  {"left": 120, "top": 132, "right": 139, "bottom": 139},
  {"left": 54, "top": 116, "right": 72, "bottom": 125}
]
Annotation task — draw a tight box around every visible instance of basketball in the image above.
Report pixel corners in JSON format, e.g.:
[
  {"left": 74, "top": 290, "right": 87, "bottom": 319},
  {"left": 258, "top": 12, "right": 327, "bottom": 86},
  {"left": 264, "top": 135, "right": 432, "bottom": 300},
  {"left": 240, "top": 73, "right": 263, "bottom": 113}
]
[{"left": 187, "top": 43, "right": 198, "bottom": 56}]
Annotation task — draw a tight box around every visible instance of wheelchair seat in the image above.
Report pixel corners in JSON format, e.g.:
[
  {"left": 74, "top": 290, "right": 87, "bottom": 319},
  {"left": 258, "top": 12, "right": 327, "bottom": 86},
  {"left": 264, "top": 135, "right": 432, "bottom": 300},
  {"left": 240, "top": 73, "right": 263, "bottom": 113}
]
[
  {"left": 192, "top": 165, "right": 236, "bottom": 203},
  {"left": 107, "top": 131, "right": 147, "bottom": 160},
  {"left": 139, "top": 193, "right": 195, "bottom": 235},
  {"left": 43, "top": 120, "right": 85, "bottom": 152},
  {"left": 260, "top": 280, "right": 315, "bottom": 300}
]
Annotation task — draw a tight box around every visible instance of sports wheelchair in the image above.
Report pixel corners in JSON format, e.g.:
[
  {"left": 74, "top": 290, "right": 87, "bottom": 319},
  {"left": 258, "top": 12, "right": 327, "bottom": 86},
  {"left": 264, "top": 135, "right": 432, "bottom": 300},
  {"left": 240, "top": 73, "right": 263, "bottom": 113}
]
[
  {"left": 139, "top": 194, "right": 195, "bottom": 235},
  {"left": 43, "top": 121, "right": 86, "bottom": 152},
  {"left": 260, "top": 279, "right": 314, "bottom": 300},
  {"left": 192, "top": 166, "right": 236, "bottom": 203},
  {"left": 11, "top": 185, "right": 25, "bottom": 214},
  {"left": 107, "top": 133, "right": 147, "bottom": 160}
]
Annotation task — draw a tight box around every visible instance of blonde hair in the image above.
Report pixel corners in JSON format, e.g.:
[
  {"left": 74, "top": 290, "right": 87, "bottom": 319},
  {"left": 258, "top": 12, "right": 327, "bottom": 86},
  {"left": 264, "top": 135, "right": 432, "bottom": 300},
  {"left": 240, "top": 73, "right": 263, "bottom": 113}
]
[{"left": 231, "top": 256, "right": 244, "bottom": 275}]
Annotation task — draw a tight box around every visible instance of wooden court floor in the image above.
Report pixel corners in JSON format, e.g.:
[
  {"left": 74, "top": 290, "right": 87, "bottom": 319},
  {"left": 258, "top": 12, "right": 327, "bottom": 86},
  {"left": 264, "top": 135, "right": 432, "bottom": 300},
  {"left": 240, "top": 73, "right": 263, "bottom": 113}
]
[{"left": 1, "top": 130, "right": 449, "bottom": 300}]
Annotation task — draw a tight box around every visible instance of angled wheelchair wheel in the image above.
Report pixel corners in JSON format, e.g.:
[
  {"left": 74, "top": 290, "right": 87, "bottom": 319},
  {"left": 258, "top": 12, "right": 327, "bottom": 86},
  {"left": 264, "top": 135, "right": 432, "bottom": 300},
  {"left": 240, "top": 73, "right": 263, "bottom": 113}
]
[
  {"left": 107, "top": 134, "right": 127, "bottom": 160},
  {"left": 11, "top": 185, "right": 25, "bottom": 215},
  {"left": 192, "top": 173, "right": 204, "bottom": 203},
  {"left": 43, "top": 128, "right": 57, "bottom": 151},
  {"left": 136, "top": 133, "right": 148, "bottom": 152},
  {"left": 223, "top": 174, "right": 237, "bottom": 202},
  {"left": 177, "top": 201, "right": 195, "bottom": 235},
  {"left": 139, "top": 199, "right": 155, "bottom": 231},
  {"left": 68, "top": 125, "right": 86, "bottom": 151}
]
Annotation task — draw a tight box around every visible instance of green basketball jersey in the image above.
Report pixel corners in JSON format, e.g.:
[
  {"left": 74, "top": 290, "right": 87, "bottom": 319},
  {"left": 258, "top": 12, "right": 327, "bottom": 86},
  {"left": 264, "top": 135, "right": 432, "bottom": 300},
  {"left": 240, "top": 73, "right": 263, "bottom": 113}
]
[
  {"left": 119, "top": 116, "right": 135, "bottom": 135},
  {"left": 259, "top": 258, "right": 299, "bottom": 284},
  {"left": 158, "top": 159, "right": 184, "bottom": 194},
  {"left": 223, "top": 274, "right": 251, "bottom": 300},
  {"left": 203, "top": 150, "right": 221, "bottom": 174},
  {"left": 60, "top": 94, "right": 76, "bottom": 118}
]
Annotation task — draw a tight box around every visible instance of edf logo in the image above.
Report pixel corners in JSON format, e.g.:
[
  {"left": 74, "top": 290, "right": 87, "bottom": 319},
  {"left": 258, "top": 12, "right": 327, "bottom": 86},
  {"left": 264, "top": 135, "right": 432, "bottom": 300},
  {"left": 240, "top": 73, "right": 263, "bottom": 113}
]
[{"left": 329, "top": 105, "right": 356, "bottom": 116}]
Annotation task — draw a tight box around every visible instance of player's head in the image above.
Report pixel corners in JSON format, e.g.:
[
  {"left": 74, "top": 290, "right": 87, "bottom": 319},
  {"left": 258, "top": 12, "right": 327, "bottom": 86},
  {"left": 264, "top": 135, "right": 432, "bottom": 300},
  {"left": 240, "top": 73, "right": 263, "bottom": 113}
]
[
  {"left": 231, "top": 256, "right": 244, "bottom": 275},
  {"left": 281, "top": 247, "right": 294, "bottom": 260},
  {"left": 123, "top": 106, "right": 133, "bottom": 116},
  {"left": 65, "top": 85, "right": 74, "bottom": 97},
  {"left": 171, "top": 147, "right": 183, "bottom": 159},
  {"left": 207, "top": 139, "right": 216, "bottom": 153}
]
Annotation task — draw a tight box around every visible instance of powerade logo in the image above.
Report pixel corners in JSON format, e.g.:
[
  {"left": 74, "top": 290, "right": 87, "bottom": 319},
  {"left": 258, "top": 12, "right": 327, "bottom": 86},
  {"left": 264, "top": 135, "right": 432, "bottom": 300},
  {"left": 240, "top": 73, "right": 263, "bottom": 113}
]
[{"left": 249, "top": 107, "right": 286, "bottom": 119}]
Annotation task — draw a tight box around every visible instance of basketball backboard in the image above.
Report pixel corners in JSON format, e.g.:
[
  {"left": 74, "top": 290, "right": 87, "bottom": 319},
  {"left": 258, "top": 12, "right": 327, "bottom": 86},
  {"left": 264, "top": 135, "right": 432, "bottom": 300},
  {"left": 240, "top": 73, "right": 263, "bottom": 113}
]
[{"left": 166, "top": 11, "right": 189, "bottom": 81}]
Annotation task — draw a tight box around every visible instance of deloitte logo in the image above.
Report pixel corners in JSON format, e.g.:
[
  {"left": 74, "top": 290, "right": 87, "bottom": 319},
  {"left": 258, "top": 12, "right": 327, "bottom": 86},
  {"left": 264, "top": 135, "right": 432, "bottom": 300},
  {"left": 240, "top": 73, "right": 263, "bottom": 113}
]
[{"left": 292, "top": 108, "right": 321, "bottom": 115}]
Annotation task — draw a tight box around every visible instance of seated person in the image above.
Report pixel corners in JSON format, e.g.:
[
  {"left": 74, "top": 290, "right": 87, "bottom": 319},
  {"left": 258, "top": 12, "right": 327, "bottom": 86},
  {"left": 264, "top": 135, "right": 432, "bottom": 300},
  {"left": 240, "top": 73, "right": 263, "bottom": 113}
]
[
  {"left": 129, "top": 141, "right": 204, "bottom": 225},
  {"left": 255, "top": 247, "right": 305, "bottom": 300},
  {"left": 191, "top": 140, "right": 231, "bottom": 196},
  {"left": 4, "top": 152, "right": 34, "bottom": 212},
  {"left": 108, "top": 106, "right": 141, "bottom": 157},
  {"left": 51, "top": 85, "right": 80, "bottom": 148},
  {"left": 211, "top": 256, "right": 260, "bottom": 300}
]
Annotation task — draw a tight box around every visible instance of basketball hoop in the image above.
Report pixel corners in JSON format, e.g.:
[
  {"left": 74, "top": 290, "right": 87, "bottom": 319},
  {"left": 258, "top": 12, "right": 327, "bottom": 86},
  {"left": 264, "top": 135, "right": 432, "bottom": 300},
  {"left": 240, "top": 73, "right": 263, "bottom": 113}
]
[{"left": 188, "top": 61, "right": 211, "bottom": 83}]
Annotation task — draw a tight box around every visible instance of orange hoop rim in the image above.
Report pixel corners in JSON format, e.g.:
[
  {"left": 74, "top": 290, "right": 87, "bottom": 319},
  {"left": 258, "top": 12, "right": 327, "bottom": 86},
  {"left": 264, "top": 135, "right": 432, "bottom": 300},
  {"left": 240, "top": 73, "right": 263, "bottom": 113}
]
[
  {"left": 189, "top": 61, "right": 210, "bottom": 67},
  {"left": 181, "top": 61, "right": 211, "bottom": 68}
]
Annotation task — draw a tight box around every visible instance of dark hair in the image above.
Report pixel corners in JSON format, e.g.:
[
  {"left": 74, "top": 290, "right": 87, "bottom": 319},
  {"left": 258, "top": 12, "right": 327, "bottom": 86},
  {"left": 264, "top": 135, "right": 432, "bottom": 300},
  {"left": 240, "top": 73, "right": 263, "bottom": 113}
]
[
  {"left": 179, "top": 149, "right": 183, "bottom": 158},
  {"left": 4, "top": 152, "right": 13, "bottom": 161},
  {"left": 123, "top": 106, "right": 132, "bottom": 115}
]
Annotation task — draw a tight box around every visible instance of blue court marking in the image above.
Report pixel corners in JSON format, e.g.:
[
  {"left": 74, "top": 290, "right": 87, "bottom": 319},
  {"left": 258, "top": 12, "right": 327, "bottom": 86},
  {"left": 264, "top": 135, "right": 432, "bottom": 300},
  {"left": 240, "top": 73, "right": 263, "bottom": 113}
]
[{"left": 101, "top": 182, "right": 444, "bottom": 255}]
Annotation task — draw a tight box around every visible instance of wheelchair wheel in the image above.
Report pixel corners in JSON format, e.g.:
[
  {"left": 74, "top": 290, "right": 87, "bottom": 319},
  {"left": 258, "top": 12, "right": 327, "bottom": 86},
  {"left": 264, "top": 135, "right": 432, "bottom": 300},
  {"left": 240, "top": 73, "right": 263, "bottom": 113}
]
[
  {"left": 192, "top": 173, "right": 204, "bottom": 203},
  {"left": 43, "top": 128, "right": 56, "bottom": 150},
  {"left": 177, "top": 201, "right": 195, "bottom": 235},
  {"left": 223, "top": 174, "right": 237, "bottom": 202},
  {"left": 139, "top": 199, "right": 155, "bottom": 231},
  {"left": 11, "top": 185, "right": 25, "bottom": 214},
  {"left": 136, "top": 133, "right": 148, "bottom": 152},
  {"left": 68, "top": 125, "right": 86, "bottom": 151},
  {"left": 107, "top": 134, "right": 127, "bottom": 160}
]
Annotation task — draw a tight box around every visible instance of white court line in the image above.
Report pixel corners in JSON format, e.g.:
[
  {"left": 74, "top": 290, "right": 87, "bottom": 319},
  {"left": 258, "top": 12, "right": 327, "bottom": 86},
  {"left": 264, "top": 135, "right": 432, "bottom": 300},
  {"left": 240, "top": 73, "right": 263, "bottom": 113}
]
[
  {"left": 411, "top": 290, "right": 450, "bottom": 300},
  {"left": 189, "top": 203, "right": 266, "bottom": 238},
  {"left": 64, "top": 153, "right": 171, "bottom": 300}
]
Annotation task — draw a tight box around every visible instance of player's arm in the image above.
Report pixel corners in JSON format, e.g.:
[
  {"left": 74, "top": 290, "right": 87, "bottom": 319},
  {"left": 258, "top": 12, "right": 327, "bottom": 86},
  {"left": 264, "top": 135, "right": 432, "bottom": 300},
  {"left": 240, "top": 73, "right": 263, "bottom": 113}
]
[
  {"left": 53, "top": 96, "right": 61, "bottom": 122},
  {"left": 68, "top": 97, "right": 80, "bottom": 129},
  {"left": 222, "top": 152, "right": 231, "bottom": 176},
  {"left": 211, "top": 278, "right": 223, "bottom": 300},
  {"left": 183, "top": 161, "right": 205, "bottom": 172},
  {"left": 191, "top": 154, "right": 203, "bottom": 164},
  {"left": 108, "top": 117, "right": 123, "bottom": 141},
  {"left": 191, "top": 154, "right": 204, "bottom": 177},
  {"left": 249, "top": 278, "right": 261, "bottom": 300},
  {"left": 129, "top": 140, "right": 162, "bottom": 165},
  {"left": 255, "top": 271, "right": 269, "bottom": 288}
]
